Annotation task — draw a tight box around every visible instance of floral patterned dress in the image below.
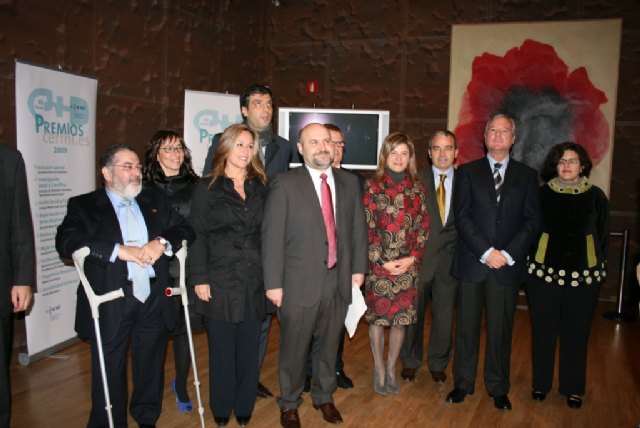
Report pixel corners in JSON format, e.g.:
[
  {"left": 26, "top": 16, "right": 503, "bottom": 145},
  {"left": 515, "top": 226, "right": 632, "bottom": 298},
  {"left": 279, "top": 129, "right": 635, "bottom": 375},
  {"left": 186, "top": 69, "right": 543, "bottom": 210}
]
[{"left": 363, "top": 173, "right": 429, "bottom": 326}]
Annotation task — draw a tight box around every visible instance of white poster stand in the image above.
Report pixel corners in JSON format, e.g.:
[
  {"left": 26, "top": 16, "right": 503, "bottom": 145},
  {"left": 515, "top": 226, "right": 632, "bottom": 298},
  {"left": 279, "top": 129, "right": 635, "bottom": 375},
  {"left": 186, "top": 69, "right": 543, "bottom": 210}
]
[{"left": 15, "top": 61, "right": 97, "bottom": 363}]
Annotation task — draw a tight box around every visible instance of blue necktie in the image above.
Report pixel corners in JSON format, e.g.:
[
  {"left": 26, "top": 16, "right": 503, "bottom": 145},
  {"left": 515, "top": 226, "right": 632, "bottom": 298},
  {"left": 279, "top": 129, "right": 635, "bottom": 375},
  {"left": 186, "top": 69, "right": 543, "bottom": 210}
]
[{"left": 122, "top": 199, "right": 150, "bottom": 302}]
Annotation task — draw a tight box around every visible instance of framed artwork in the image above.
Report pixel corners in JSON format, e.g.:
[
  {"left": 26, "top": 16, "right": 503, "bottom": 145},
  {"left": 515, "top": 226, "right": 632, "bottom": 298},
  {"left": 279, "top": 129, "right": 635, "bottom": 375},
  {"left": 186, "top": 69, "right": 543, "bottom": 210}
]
[{"left": 448, "top": 19, "right": 622, "bottom": 195}]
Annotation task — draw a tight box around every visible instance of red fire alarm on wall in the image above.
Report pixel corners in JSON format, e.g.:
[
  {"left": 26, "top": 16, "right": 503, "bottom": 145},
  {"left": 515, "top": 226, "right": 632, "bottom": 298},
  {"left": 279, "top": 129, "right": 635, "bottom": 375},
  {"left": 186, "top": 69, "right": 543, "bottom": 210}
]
[{"left": 307, "top": 80, "right": 319, "bottom": 94}]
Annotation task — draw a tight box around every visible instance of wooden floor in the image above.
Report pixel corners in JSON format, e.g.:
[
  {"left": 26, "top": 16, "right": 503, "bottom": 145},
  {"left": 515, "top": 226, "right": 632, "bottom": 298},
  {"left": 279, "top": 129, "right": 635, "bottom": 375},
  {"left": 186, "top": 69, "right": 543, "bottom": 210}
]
[{"left": 9, "top": 302, "right": 640, "bottom": 428}]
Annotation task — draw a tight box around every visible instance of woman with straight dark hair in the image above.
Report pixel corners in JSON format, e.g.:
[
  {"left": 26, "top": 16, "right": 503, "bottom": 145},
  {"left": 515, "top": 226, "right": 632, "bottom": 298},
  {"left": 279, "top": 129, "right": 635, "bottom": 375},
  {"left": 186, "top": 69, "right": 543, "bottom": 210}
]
[
  {"left": 189, "top": 123, "right": 267, "bottom": 427},
  {"left": 526, "top": 142, "right": 610, "bottom": 409}
]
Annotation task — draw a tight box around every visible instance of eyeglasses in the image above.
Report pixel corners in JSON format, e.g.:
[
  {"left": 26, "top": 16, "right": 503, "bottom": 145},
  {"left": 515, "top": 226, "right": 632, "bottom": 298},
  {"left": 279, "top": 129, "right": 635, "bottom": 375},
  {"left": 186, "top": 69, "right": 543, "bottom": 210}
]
[
  {"left": 111, "top": 163, "right": 143, "bottom": 172},
  {"left": 558, "top": 158, "right": 579, "bottom": 166},
  {"left": 333, "top": 141, "right": 345, "bottom": 147},
  {"left": 160, "top": 146, "right": 185, "bottom": 154}
]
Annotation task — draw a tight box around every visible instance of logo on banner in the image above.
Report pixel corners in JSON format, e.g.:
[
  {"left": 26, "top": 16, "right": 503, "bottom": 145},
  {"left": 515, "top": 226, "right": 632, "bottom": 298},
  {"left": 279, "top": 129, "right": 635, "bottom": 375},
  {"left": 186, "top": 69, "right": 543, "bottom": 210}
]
[
  {"left": 193, "top": 109, "right": 242, "bottom": 145},
  {"left": 45, "top": 304, "right": 62, "bottom": 321},
  {"left": 27, "top": 88, "right": 91, "bottom": 150}
]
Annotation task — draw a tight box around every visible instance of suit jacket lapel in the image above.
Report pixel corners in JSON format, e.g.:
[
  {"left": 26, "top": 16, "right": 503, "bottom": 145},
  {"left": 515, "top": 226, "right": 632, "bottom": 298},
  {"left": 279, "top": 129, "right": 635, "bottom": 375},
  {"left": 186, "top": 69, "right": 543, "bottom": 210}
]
[
  {"left": 95, "top": 189, "right": 125, "bottom": 243},
  {"left": 264, "top": 138, "right": 280, "bottom": 166},
  {"left": 298, "top": 167, "right": 327, "bottom": 234}
]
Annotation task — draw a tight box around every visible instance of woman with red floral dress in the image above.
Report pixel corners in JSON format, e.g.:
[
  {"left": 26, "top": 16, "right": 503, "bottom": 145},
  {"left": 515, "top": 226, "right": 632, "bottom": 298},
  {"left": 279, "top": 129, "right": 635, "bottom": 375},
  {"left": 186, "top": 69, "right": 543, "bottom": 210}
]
[{"left": 363, "top": 132, "right": 430, "bottom": 395}]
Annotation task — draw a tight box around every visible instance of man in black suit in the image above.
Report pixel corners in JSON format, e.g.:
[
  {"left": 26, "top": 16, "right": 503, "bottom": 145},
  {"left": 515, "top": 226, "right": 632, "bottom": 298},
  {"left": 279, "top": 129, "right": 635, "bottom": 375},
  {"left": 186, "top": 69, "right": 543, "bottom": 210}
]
[
  {"left": 263, "top": 123, "right": 368, "bottom": 428},
  {"left": 56, "top": 144, "right": 194, "bottom": 428},
  {"left": 0, "top": 145, "right": 35, "bottom": 428},
  {"left": 400, "top": 130, "right": 459, "bottom": 384},
  {"left": 445, "top": 114, "right": 541, "bottom": 411},
  {"left": 203, "top": 84, "right": 291, "bottom": 398}
]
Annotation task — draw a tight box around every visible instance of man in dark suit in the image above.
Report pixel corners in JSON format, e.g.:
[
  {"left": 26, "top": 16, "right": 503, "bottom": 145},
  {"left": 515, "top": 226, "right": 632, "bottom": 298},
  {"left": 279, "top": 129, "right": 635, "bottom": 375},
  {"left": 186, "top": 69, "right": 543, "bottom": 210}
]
[
  {"left": 203, "top": 84, "right": 291, "bottom": 399},
  {"left": 56, "top": 144, "right": 194, "bottom": 428},
  {"left": 445, "top": 114, "right": 541, "bottom": 411},
  {"left": 400, "top": 130, "right": 459, "bottom": 384},
  {"left": 0, "top": 145, "right": 35, "bottom": 428},
  {"left": 263, "top": 123, "right": 368, "bottom": 428}
]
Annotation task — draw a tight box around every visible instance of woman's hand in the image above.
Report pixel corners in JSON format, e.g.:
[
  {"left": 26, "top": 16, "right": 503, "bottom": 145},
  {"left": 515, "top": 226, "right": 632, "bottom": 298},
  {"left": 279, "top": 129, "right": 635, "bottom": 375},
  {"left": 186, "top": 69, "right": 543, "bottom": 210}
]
[
  {"left": 194, "top": 284, "right": 212, "bottom": 302},
  {"left": 382, "top": 257, "right": 415, "bottom": 276}
]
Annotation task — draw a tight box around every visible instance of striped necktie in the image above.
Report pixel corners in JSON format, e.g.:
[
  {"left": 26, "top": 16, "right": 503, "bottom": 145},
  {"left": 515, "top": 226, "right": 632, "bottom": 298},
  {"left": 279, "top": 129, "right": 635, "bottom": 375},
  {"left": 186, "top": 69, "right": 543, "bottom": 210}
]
[
  {"left": 437, "top": 174, "right": 446, "bottom": 224},
  {"left": 493, "top": 163, "right": 503, "bottom": 202}
]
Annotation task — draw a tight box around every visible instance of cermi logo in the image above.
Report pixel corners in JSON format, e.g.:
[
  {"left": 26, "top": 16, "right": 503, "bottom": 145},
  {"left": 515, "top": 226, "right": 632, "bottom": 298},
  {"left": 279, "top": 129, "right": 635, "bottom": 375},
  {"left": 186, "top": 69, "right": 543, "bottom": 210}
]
[{"left": 27, "top": 88, "right": 91, "bottom": 149}]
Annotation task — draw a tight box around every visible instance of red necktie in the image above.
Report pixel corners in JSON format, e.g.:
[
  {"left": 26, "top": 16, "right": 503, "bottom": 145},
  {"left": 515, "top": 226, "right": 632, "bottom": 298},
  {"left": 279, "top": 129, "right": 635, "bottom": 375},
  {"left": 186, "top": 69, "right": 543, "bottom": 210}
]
[{"left": 320, "top": 173, "right": 337, "bottom": 269}]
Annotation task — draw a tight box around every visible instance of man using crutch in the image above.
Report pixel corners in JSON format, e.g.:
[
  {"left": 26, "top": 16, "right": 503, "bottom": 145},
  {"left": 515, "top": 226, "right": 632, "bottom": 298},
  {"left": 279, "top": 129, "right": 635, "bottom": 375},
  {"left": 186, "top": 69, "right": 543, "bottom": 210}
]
[{"left": 56, "top": 144, "right": 194, "bottom": 428}]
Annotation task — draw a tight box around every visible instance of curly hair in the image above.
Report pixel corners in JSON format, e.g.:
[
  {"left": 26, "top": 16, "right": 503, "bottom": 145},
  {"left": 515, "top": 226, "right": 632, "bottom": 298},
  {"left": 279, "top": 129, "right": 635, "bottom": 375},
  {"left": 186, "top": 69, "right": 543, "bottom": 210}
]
[
  {"left": 373, "top": 132, "right": 419, "bottom": 183},
  {"left": 540, "top": 141, "right": 592, "bottom": 183},
  {"left": 142, "top": 130, "right": 198, "bottom": 183}
]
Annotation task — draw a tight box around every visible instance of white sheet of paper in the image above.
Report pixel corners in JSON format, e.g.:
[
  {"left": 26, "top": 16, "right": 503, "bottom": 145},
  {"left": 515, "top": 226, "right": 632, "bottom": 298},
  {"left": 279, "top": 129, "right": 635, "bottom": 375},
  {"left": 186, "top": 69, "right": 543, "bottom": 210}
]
[{"left": 344, "top": 287, "right": 367, "bottom": 338}]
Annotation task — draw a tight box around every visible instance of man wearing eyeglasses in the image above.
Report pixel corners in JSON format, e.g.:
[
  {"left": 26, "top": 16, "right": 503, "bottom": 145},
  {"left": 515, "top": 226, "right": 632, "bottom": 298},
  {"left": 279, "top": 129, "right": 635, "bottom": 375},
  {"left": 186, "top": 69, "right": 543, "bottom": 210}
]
[{"left": 56, "top": 144, "right": 195, "bottom": 428}]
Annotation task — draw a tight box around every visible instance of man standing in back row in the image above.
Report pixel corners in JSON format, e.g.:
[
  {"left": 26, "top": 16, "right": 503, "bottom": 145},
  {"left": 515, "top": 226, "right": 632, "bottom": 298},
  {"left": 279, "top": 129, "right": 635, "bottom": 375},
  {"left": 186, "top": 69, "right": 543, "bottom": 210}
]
[
  {"left": 203, "top": 84, "right": 291, "bottom": 399},
  {"left": 400, "top": 130, "right": 459, "bottom": 385},
  {"left": 446, "top": 113, "right": 541, "bottom": 411},
  {"left": 263, "top": 123, "right": 367, "bottom": 428}
]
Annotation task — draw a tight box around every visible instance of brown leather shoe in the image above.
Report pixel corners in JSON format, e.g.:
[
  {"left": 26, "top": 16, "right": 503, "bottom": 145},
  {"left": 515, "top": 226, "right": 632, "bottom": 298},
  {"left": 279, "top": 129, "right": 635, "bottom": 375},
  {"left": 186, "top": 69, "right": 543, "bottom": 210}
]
[
  {"left": 280, "top": 408, "right": 301, "bottom": 428},
  {"left": 313, "top": 402, "right": 343, "bottom": 424},
  {"left": 430, "top": 370, "right": 447, "bottom": 383},
  {"left": 401, "top": 367, "right": 416, "bottom": 382}
]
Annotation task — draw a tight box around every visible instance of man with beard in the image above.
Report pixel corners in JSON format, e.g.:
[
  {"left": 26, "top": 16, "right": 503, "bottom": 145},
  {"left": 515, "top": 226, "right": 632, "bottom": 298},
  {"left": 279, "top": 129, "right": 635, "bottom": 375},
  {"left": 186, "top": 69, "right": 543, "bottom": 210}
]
[
  {"left": 56, "top": 144, "right": 194, "bottom": 428},
  {"left": 263, "top": 123, "right": 367, "bottom": 427}
]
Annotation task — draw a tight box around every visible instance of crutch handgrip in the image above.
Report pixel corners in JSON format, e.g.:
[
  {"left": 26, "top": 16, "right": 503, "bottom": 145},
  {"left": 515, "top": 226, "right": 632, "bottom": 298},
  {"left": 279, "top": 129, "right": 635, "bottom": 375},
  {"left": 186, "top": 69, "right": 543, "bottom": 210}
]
[
  {"left": 165, "top": 287, "right": 182, "bottom": 297},
  {"left": 72, "top": 247, "right": 124, "bottom": 319}
]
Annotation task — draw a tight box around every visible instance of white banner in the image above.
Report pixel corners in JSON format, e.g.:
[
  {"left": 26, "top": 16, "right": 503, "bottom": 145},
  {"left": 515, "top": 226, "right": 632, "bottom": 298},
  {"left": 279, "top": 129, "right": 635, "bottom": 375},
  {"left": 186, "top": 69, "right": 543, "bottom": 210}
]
[
  {"left": 183, "top": 90, "right": 241, "bottom": 175},
  {"left": 15, "top": 61, "right": 97, "bottom": 359}
]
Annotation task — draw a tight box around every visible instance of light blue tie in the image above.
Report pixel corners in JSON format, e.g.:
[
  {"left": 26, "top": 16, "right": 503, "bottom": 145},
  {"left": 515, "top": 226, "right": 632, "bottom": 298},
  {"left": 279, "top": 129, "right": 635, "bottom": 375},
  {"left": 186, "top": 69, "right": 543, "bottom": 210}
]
[{"left": 122, "top": 199, "right": 150, "bottom": 302}]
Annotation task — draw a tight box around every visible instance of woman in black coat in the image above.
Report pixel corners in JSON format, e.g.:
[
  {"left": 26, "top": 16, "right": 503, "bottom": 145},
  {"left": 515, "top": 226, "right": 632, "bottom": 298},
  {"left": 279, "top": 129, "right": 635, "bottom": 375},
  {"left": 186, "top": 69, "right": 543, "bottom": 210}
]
[
  {"left": 526, "top": 142, "right": 610, "bottom": 410},
  {"left": 142, "top": 130, "right": 201, "bottom": 413},
  {"left": 189, "top": 123, "right": 267, "bottom": 427}
]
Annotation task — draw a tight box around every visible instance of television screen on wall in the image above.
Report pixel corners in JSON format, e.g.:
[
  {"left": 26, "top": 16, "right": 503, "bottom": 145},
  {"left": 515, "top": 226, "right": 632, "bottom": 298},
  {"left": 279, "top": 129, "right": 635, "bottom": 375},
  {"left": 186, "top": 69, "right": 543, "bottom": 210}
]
[{"left": 277, "top": 108, "right": 390, "bottom": 170}]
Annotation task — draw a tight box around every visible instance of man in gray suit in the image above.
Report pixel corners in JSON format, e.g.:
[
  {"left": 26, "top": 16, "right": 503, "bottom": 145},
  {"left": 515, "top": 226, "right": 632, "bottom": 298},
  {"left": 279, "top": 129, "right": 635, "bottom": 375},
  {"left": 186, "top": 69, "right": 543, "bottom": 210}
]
[
  {"left": 400, "top": 130, "right": 459, "bottom": 384},
  {"left": 263, "top": 123, "right": 368, "bottom": 428},
  {"left": 0, "top": 145, "right": 35, "bottom": 428}
]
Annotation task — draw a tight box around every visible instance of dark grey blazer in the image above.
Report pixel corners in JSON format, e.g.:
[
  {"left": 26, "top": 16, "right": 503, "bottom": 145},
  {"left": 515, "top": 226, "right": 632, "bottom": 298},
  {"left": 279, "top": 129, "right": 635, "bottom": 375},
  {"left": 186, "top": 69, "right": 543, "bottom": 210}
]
[
  {"left": 262, "top": 166, "right": 368, "bottom": 307},
  {"left": 0, "top": 145, "right": 35, "bottom": 317},
  {"left": 418, "top": 168, "right": 458, "bottom": 283},
  {"left": 450, "top": 157, "right": 541, "bottom": 286}
]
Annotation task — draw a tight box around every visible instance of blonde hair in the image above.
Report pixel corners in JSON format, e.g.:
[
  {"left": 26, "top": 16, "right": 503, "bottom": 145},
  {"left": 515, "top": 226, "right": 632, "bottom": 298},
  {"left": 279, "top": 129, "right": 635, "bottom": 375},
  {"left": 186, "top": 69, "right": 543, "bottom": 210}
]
[
  {"left": 207, "top": 123, "right": 266, "bottom": 188},
  {"left": 373, "top": 132, "right": 419, "bottom": 183}
]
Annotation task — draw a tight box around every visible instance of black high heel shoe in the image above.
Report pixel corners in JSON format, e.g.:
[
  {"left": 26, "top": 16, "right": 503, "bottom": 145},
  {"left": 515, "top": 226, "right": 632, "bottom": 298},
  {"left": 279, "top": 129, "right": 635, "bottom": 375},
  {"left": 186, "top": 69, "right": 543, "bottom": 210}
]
[
  {"left": 531, "top": 390, "right": 547, "bottom": 402},
  {"left": 566, "top": 395, "right": 582, "bottom": 409}
]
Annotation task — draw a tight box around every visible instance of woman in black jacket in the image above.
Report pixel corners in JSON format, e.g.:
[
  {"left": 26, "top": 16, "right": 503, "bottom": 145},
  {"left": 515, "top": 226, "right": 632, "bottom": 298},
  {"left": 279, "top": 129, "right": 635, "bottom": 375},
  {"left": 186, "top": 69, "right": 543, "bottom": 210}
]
[
  {"left": 526, "top": 142, "right": 610, "bottom": 409},
  {"left": 143, "top": 130, "right": 201, "bottom": 413},
  {"left": 189, "top": 123, "right": 267, "bottom": 427}
]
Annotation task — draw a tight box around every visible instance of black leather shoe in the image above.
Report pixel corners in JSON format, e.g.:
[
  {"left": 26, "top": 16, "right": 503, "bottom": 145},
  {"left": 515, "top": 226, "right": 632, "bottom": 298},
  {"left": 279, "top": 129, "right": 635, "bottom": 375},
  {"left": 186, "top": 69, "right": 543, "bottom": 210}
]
[
  {"left": 401, "top": 367, "right": 416, "bottom": 382},
  {"left": 139, "top": 425, "right": 156, "bottom": 428},
  {"left": 303, "top": 374, "right": 311, "bottom": 393},
  {"left": 236, "top": 415, "right": 251, "bottom": 426},
  {"left": 492, "top": 394, "right": 512, "bottom": 411},
  {"left": 214, "top": 416, "right": 230, "bottom": 427},
  {"left": 567, "top": 395, "right": 582, "bottom": 409},
  {"left": 256, "top": 381, "right": 274, "bottom": 398},
  {"left": 532, "top": 390, "right": 547, "bottom": 401},
  {"left": 336, "top": 370, "right": 354, "bottom": 389},
  {"left": 445, "top": 387, "right": 469, "bottom": 404}
]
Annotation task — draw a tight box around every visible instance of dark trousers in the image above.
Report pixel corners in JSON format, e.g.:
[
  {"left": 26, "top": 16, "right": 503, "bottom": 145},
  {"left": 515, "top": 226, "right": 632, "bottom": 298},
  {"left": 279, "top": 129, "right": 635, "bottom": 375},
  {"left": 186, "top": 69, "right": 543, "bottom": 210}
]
[
  {"left": 452, "top": 274, "right": 519, "bottom": 396},
  {"left": 526, "top": 278, "right": 599, "bottom": 396},
  {"left": 205, "top": 317, "right": 261, "bottom": 418},
  {"left": 257, "top": 315, "right": 272, "bottom": 372},
  {"left": 277, "top": 269, "right": 346, "bottom": 409},
  {"left": 87, "top": 292, "right": 167, "bottom": 428},
  {"left": 0, "top": 315, "right": 13, "bottom": 428},
  {"left": 401, "top": 272, "right": 458, "bottom": 372}
]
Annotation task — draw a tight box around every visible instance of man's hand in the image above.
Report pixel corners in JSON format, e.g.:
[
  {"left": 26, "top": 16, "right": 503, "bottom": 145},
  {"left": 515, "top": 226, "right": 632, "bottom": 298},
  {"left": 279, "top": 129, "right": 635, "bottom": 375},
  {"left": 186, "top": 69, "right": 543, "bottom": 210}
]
[
  {"left": 117, "top": 244, "right": 145, "bottom": 267},
  {"left": 266, "top": 288, "right": 283, "bottom": 308},
  {"left": 351, "top": 273, "right": 365, "bottom": 288},
  {"left": 12, "top": 285, "right": 32, "bottom": 312},
  {"left": 139, "top": 240, "right": 165, "bottom": 266},
  {"left": 195, "top": 284, "right": 211, "bottom": 302},
  {"left": 485, "top": 249, "right": 508, "bottom": 269}
]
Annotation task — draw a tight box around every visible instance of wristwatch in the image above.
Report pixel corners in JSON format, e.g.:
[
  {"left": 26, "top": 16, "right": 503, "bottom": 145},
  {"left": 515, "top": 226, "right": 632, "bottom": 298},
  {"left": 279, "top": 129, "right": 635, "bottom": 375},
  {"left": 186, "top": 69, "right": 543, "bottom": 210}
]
[{"left": 155, "top": 237, "right": 168, "bottom": 250}]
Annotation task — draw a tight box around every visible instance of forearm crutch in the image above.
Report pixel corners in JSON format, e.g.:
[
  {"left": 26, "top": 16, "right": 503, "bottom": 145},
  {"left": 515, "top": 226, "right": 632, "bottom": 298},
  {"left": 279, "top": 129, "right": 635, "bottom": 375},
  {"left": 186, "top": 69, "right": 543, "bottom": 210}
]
[
  {"left": 165, "top": 241, "right": 205, "bottom": 428},
  {"left": 72, "top": 247, "right": 125, "bottom": 428}
]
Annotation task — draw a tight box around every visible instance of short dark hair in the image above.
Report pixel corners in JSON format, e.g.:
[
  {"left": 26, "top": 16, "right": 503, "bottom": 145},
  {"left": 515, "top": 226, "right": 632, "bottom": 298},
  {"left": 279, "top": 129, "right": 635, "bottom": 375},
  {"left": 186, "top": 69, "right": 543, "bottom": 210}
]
[
  {"left": 240, "top": 84, "right": 273, "bottom": 111},
  {"left": 100, "top": 144, "right": 135, "bottom": 168},
  {"left": 540, "top": 141, "right": 593, "bottom": 182},
  {"left": 428, "top": 130, "right": 457, "bottom": 149},
  {"left": 323, "top": 123, "right": 341, "bottom": 133}
]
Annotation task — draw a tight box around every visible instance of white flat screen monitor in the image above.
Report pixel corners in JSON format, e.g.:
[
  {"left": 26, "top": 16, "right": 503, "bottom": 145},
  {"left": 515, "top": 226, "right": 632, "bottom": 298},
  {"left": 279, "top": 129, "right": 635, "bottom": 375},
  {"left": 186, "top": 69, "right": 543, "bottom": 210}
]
[{"left": 277, "top": 108, "right": 390, "bottom": 170}]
